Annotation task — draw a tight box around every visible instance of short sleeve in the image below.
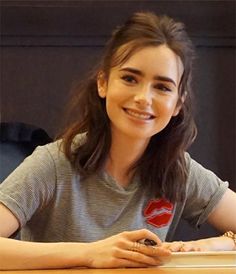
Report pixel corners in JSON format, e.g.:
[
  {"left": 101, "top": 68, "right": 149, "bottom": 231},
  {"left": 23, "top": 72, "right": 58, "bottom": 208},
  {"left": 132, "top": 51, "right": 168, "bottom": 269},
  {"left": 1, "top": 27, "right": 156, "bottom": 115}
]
[
  {"left": 182, "top": 153, "right": 229, "bottom": 227},
  {"left": 0, "top": 144, "right": 56, "bottom": 227}
]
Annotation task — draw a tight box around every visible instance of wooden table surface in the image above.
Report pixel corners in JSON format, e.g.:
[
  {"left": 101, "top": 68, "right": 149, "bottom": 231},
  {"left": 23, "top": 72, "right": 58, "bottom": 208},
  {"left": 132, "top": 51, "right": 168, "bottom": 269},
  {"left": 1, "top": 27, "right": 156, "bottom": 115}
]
[{"left": 1, "top": 267, "right": 235, "bottom": 274}]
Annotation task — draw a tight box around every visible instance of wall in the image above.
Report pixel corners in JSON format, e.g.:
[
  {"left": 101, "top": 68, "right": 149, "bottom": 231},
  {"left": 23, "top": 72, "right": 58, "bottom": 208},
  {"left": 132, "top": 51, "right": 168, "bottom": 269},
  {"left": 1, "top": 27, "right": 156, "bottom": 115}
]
[{"left": 1, "top": 0, "right": 235, "bottom": 239}]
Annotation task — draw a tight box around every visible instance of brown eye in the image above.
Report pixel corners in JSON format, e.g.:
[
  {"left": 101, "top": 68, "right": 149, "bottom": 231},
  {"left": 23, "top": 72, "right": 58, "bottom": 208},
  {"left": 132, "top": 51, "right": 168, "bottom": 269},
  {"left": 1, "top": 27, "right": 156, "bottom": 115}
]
[
  {"left": 121, "top": 75, "right": 137, "bottom": 84},
  {"left": 155, "top": 83, "right": 172, "bottom": 92}
]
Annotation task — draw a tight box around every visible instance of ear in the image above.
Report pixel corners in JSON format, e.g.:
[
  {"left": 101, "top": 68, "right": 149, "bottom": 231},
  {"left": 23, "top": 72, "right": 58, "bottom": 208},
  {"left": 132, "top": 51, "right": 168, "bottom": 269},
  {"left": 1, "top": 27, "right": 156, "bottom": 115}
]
[
  {"left": 172, "top": 91, "right": 187, "bottom": 117},
  {"left": 97, "top": 71, "right": 107, "bottom": 98}
]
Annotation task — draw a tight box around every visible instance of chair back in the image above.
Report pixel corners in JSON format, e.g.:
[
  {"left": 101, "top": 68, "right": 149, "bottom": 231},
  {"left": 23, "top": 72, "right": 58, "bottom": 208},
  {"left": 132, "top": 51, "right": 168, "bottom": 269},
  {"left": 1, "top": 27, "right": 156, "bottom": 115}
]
[{"left": 0, "top": 122, "right": 52, "bottom": 182}]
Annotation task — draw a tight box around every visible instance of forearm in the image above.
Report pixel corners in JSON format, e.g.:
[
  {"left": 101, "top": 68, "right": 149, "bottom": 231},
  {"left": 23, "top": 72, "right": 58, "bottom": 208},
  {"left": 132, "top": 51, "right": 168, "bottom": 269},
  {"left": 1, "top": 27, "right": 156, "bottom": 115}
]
[
  {"left": 0, "top": 237, "right": 89, "bottom": 270},
  {"left": 0, "top": 229, "right": 171, "bottom": 269}
]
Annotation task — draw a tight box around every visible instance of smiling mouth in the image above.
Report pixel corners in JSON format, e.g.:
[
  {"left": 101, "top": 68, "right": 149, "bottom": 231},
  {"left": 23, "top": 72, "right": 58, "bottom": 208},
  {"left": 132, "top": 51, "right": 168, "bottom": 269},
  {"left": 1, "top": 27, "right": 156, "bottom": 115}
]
[{"left": 123, "top": 108, "right": 155, "bottom": 120}]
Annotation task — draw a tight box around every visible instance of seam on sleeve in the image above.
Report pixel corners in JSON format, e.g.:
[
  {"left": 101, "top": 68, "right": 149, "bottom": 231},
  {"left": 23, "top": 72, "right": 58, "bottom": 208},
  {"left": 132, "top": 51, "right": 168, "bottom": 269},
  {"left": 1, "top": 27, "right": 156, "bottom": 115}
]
[
  {"left": 0, "top": 192, "right": 27, "bottom": 228},
  {"left": 196, "top": 181, "right": 229, "bottom": 227}
]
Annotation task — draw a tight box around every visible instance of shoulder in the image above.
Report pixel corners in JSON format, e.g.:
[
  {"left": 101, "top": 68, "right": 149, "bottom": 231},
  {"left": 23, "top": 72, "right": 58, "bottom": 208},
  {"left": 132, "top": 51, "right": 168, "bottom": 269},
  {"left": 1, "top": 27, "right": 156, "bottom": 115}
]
[
  {"left": 36, "top": 133, "right": 87, "bottom": 161},
  {"left": 70, "top": 132, "right": 87, "bottom": 150},
  {"left": 40, "top": 133, "right": 87, "bottom": 171},
  {"left": 184, "top": 152, "right": 228, "bottom": 192},
  {"left": 185, "top": 152, "right": 218, "bottom": 180}
]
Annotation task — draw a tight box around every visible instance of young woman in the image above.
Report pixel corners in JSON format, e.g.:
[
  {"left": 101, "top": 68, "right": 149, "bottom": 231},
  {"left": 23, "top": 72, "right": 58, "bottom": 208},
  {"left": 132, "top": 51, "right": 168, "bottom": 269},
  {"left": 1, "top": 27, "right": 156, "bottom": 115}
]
[{"left": 0, "top": 11, "right": 235, "bottom": 270}]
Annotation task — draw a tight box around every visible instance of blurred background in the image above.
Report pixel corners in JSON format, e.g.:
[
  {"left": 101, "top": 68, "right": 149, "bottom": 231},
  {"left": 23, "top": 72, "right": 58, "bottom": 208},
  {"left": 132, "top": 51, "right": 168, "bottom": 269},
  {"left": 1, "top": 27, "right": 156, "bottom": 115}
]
[{"left": 1, "top": 0, "right": 235, "bottom": 239}]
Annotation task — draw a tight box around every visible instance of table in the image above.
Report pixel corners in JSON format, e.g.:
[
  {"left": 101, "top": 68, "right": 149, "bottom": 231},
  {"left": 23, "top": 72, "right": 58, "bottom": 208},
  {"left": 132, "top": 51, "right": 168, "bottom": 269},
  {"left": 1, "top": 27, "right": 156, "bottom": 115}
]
[{"left": 0, "top": 268, "right": 235, "bottom": 274}]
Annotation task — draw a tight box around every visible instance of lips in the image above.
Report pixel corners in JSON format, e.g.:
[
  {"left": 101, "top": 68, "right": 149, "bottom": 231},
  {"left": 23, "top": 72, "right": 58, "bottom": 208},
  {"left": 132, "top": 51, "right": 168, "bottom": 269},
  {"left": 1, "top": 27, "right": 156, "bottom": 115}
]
[{"left": 123, "top": 108, "right": 155, "bottom": 120}]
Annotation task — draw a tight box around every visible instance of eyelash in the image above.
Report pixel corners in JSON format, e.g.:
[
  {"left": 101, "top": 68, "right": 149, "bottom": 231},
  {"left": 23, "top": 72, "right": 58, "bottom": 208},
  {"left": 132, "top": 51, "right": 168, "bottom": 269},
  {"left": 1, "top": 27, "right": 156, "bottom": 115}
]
[
  {"left": 121, "top": 74, "right": 137, "bottom": 84},
  {"left": 121, "top": 74, "right": 172, "bottom": 92},
  {"left": 154, "top": 83, "right": 172, "bottom": 92}
]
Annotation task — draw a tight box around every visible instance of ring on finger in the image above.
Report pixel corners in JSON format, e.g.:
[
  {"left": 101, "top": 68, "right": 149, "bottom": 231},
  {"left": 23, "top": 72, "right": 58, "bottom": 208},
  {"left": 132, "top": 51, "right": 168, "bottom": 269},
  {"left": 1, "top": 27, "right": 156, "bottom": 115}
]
[
  {"left": 179, "top": 242, "right": 185, "bottom": 251},
  {"left": 130, "top": 241, "right": 141, "bottom": 252}
]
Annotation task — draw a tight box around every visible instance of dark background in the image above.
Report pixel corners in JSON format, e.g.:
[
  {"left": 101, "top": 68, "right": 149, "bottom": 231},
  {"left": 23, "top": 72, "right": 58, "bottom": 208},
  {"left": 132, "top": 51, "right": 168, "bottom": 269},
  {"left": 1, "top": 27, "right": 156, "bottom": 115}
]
[{"left": 1, "top": 0, "right": 235, "bottom": 240}]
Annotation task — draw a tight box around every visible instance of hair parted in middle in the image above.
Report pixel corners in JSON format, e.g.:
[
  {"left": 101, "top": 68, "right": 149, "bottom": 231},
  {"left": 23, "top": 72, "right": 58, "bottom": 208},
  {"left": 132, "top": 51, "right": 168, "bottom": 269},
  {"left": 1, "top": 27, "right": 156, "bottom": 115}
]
[{"left": 61, "top": 11, "right": 197, "bottom": 203}]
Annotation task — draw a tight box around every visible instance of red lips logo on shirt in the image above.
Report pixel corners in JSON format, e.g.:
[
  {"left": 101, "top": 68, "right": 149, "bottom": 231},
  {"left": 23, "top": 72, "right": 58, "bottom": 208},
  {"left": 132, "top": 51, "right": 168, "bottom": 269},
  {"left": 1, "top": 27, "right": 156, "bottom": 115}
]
[{"left": 144, "top": 199, "right": 174, "bottom": 228}]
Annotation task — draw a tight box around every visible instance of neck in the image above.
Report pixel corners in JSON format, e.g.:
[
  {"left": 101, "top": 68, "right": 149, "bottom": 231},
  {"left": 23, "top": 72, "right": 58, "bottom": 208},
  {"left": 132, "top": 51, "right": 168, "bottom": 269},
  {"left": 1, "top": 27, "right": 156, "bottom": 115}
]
[{"left": 105, "top": 131, "right": 150, "bottom": 187}]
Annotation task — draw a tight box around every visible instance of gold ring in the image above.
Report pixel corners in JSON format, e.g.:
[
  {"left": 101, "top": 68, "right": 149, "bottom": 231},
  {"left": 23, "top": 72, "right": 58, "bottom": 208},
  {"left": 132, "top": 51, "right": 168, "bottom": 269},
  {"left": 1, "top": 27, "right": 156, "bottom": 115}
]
[
  {"left": 130, "top": 241, "right": 141, "bottom": 252},
  {"left": 179, "top": 242, "right": 185, "bottom": 251}
]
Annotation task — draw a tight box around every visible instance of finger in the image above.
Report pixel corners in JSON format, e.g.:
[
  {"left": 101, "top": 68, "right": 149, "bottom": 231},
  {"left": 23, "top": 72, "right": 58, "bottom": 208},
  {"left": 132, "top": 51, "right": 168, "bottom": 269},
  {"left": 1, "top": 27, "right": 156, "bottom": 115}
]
[
  {"left": 160, "top": 242, "right": 171, "bottom": 249},
  {"left": 162, "top": 241, "right": 184, "bottom": 252},
  {"left": 181, "top": 244, "right": 204, "bottom": 252},
  {"left": 116, "top": 258, "right": 150, "bottom": 268},
  {"left": 123, "top": 229, "right": 162, "bottom": 245},
  {"left": 138, "top": 245, "right": 171, "bottom": 257},
  {"left": 127, "top": 241, "right": 171, "bottom": 257},
  {"left": 119, "top": 249, "right": 163, "bottom": 266}
]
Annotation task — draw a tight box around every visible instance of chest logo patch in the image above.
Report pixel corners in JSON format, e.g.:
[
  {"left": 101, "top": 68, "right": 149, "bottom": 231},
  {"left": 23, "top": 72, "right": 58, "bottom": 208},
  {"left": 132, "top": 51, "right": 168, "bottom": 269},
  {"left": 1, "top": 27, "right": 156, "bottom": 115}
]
[{"left": 144, "top": 198, "right": 174, "bottom": 228}]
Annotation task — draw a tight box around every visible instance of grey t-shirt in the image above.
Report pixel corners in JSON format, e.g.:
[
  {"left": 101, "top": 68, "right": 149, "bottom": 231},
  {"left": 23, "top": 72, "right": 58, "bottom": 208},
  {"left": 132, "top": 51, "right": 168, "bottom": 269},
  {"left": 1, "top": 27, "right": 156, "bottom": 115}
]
[{"left": 0, "top": 138, "right": 228, "bottom": 242}]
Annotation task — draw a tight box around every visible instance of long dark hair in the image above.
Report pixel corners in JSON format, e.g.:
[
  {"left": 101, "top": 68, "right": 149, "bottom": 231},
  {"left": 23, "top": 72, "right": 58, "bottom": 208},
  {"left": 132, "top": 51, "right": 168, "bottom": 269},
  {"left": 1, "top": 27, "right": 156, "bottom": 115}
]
[{"left": 60, "top": 12, "right": 197, "bottom": 202}]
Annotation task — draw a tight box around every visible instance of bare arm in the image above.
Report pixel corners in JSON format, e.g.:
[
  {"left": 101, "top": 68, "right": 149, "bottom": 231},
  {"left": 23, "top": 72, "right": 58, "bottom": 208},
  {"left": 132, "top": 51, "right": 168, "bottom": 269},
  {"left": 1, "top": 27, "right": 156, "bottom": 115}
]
[
  {"left": 0, "top": 234, "right": 170, "bottom": 270},
  {"left": 207, "top": 188, "right": 236, "bottom": 233},
  {"left": 0, "top": 237, "right": 90, "bottom": 270},
  {"left": 0, "top": 203, "right": 20, "bottom": 238},
  {"left": 163, "top": 188, "right": 236, "bottom": 252},
  {"left": 0, "top": 203, "right": 170, "bottom": 270}
]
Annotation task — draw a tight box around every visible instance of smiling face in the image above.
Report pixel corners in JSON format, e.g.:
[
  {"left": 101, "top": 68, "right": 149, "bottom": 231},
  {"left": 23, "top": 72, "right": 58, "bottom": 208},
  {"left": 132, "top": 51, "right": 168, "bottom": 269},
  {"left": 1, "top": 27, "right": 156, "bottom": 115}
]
[{"left": 97, "top": 44, "right": 184, "bottom": 144}]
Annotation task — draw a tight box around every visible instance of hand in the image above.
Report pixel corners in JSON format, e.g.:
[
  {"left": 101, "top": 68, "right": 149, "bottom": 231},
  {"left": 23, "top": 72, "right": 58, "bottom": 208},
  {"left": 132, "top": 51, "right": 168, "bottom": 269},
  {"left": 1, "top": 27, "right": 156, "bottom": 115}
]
[
  {"left": 162, "top": 236, "right": 236, "bottom": 252},
  {"left": 161, "top": 241, "right": 205, "bottom": 252},
  {"left": 85, "top": 229, "right": 171, "bottom": 268}
]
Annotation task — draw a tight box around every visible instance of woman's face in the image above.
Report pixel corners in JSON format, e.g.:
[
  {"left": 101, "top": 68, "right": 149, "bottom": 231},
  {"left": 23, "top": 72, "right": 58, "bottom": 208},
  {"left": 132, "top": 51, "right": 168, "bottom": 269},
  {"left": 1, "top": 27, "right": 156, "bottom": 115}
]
[{"left": 97, "top": 44, "right": 184, "bottom": 142}]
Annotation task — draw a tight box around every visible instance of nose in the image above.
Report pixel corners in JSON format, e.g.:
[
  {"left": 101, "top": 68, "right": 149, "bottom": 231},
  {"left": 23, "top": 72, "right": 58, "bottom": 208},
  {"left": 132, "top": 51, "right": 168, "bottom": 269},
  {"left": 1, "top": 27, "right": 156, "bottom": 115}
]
[{"left": 134, "top": 85, "right": 152, "bottom": 107}]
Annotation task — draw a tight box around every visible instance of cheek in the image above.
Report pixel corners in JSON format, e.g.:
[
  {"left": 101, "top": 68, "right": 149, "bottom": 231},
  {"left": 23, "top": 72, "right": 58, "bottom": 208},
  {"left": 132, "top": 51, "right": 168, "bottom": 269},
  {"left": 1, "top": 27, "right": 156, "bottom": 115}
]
[
  {"left": 105, "top": 92, "right": 122, "bottom": 117},
  {"left": 156, "top": 97, "right": 179, "bottom": 114},
  {"left": 106, "top": 86, "right": 129, "bottom": 106},
  {"left": 105, "top": 93, "right": 119, "bottom": 108}
]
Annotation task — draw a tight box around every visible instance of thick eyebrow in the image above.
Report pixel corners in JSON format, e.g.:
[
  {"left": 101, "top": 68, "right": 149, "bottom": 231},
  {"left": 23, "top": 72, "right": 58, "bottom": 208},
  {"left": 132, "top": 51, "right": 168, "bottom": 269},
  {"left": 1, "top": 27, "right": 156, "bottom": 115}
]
[{"left": 119, "top": 67, "right": 177, "bottom": 87}]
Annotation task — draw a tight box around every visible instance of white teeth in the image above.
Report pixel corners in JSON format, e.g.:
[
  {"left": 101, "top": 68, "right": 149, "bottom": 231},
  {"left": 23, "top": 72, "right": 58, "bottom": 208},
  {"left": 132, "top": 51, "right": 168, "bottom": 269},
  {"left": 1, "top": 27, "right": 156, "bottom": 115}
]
[{"left": 126, "top": 109, "right": 152, "bottom": 120}]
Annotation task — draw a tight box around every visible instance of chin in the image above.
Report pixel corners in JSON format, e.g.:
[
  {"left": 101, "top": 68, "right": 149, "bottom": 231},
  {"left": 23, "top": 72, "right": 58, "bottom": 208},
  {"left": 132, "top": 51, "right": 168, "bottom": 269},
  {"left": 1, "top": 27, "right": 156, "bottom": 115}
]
[{"left": 121, "top": 128, "right": 154, "bottom": 141}]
